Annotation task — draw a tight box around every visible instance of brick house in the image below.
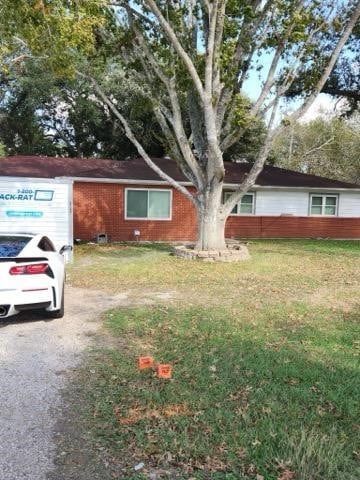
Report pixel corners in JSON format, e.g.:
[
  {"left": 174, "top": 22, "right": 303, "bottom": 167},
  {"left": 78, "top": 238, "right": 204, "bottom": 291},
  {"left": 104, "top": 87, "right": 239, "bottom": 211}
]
[{"left": 1, "top": 155, "right": 359, "bottom": 241}]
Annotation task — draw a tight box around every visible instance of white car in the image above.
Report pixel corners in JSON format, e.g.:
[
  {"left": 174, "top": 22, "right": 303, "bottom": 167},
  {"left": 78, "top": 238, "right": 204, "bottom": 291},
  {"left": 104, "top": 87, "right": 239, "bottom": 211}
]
[{"left": 0, "top": 233, "right": 71, "bottom": 319}]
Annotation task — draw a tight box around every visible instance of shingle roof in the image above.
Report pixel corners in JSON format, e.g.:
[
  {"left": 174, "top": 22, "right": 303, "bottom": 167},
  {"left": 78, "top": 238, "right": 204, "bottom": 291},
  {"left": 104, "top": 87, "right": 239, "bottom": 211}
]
[{"left": 0, "top": 155, "right": 359, "bottom": 189}]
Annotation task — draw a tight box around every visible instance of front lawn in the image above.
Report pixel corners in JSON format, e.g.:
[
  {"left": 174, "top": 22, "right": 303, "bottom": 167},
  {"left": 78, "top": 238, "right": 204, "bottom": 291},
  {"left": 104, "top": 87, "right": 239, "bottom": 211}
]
[{"left": 69, "top": 240, "right": 360, "bottom": 479}]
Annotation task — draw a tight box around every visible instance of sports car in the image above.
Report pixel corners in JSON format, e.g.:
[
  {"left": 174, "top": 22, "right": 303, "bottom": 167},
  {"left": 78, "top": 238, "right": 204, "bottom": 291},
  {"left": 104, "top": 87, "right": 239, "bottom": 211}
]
[{"left": 0, "top": 233, "right": 71, "bottom": 319}]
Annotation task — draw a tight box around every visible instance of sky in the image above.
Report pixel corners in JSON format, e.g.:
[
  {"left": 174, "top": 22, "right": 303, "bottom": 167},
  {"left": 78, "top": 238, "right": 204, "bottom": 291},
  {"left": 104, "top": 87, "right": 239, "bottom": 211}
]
[
  {"left": 300, "top": 95, "right": 349, "bottom": 122},
  {"left": 242, "top": 51, "right": 344, "bottom": 124}
]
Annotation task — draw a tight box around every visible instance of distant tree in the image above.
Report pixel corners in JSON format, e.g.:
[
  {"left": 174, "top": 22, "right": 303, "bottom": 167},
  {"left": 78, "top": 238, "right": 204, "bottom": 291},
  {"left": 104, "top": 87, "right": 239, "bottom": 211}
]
[
  {"left": 0, "top": 1, "right": 103, "bottom": 74},
  {"left": 0, "top": 0, "right": 109, "bottom": 156},
  {"left": 272, "top": 116, "right": 360, "bottom": 184},
  {"left": 0, "top": 62, "right": 264, "bottom": 160},
  {"left": 0, "top": 140, "right": 6, "bottom": 157},
  {"left": 0, "top": 70, "right": 61, "bottom": 156},
  {"left": 0, "top": 66, "right": 165, "bottom": 158}
]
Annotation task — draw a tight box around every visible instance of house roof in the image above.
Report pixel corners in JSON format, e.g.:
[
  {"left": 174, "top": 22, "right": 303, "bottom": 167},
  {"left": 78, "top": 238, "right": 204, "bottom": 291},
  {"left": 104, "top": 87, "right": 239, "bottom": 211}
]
[{"left": 0, "top": 155, "right": 359, "bottom": 189}]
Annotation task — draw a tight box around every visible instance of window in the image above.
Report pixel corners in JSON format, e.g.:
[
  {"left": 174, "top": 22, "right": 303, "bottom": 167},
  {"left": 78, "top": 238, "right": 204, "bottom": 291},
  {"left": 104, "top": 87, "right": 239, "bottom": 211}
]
[
  {"left": 0, "top": 235, "right": 31, "bottom": 257},
  {"left": 126, "top": 189, "right": 171, "bottom": 220},
  {"left": 223, "top": 192, "right": 255, "bottom": 215},
  {"left": 310, "top": 194, "right": 338, "bottom": 216}
]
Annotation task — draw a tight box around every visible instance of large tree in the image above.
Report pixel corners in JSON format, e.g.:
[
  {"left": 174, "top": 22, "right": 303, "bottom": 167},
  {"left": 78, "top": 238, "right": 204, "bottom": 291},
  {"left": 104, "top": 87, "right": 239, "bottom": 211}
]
[
  {"left": 1, "top": 1, "right": 360, "bottom": 250},
  {"left": 86, "top": 1, "right": 360, "bottom": 250}
]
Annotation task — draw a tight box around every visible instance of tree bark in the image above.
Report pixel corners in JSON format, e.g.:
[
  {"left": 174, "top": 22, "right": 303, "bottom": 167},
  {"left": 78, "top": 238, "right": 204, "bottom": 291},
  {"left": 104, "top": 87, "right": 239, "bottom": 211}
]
[{"left": 196, "top": 181, "right": 226, "bottom": 251}]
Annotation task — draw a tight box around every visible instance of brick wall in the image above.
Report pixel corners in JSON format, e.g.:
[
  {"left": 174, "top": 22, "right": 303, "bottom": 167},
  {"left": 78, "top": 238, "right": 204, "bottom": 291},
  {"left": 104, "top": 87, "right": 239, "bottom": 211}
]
[
  {"left": 226, "top": 215, "right": 360, "bottom": 239},
  {"left": 73, "top": 182, "right": 198, "bottom": 242},
  {"left": 73, "top": 182, "right": 360, "bottom": 241}
]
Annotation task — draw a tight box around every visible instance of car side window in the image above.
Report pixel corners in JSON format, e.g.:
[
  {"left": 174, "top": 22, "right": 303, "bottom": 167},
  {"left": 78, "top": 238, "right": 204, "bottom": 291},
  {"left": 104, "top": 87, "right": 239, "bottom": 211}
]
[{"left": 38, "top": 237, "right": 56, "bottom": 252}]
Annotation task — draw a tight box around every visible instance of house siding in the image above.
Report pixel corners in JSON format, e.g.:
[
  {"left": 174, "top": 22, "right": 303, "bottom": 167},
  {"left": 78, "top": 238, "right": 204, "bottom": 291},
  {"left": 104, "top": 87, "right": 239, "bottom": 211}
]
[
  {"left": 254, "top": 190, "right": 309, "bottom": 215},
  {"left": 73, "top": 182, "right": 360, "bottom": 241},
  {"left": 241, "top": 189, "right": 360, "bottom": 217},
  {"left": 338, "top": 192, "right": 360, "bottom": 217}
]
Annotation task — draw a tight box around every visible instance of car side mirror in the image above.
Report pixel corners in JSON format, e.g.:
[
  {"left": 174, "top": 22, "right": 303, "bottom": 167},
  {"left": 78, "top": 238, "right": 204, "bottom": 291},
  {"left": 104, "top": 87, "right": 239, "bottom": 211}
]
[{"left": 59, "top": 245, "right": 73, "bottom": 255}]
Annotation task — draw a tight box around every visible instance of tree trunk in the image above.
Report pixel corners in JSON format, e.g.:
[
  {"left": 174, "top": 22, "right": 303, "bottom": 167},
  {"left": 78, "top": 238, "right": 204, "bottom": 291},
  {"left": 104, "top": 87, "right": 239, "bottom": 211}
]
[{"left": 196, "top": 183, "right": 226, "bottom": 251}]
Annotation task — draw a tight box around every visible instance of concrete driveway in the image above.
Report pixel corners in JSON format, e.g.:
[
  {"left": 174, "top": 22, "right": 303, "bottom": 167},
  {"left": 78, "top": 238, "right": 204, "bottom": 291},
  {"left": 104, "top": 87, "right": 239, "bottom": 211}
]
[{"left": 0, "top": 286, "right": 127, "bottom": 480}]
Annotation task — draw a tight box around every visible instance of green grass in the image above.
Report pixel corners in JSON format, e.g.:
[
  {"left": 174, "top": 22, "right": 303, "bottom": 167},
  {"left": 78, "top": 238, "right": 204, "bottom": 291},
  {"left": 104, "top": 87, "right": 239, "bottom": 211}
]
[
  {"left": 250, "top": 239, "right": 360, "bottom": 256},
  {"left": 69, "top": 240, "right": 359, "bottom": 303},
  {"left": 69, "top": 240, "right": 360, "bottom": 479}
]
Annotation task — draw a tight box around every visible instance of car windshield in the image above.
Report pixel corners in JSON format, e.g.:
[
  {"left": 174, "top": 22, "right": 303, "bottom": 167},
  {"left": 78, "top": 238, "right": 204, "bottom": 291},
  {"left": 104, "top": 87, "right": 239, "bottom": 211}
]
[{"left": 0, "top": 236, "right": 31, "bottom": 257}]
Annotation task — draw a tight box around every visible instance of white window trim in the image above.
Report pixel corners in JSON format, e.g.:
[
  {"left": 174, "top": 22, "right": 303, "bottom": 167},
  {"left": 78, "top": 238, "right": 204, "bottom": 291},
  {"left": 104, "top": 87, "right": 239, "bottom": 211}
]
[
  {"left": 125, "top": 188, "right": 173, "bottom": 221},
  {"left": 223, "top": 191, "right": 256, "bottom": 216},
  {"left": 309, "top": 193, "right": 339, "bottom": 216}
]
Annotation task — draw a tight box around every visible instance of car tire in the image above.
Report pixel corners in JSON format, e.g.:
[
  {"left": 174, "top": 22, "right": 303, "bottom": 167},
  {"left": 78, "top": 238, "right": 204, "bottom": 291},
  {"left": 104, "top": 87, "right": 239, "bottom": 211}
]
[{"left": 48, "top": 284, "right": 65, "bottom": 319}]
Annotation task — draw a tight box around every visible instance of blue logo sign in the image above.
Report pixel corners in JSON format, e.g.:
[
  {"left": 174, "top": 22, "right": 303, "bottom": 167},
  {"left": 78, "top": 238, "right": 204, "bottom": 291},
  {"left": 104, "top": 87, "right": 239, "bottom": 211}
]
[{"left": 6, "top": 211, "right": 43, "bottom": 218}]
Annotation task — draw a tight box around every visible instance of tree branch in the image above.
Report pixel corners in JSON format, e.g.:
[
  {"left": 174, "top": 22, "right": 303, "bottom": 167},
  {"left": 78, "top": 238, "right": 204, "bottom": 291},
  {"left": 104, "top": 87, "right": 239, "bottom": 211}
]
[
  {"left": 127, "top": 10, "right": 206, "bottom": 188},
  {"left": 201, "top": 2, "right": 226, "bottom": 181},
  {"left": 212, "top": 0, "right": 227, "bottom": 100},
  {"left": 144, "top": 0, "right": 205, "bottom": 102},
  {"left": 261, "top": 21, "right": 328, "bottom": 116},
  {"left": 153, "top": 104, "right": 200, "bottom": 186},
  {"left": 77, "top": 71, "right": 197, "bottom": 206},
  {"left": 251, "top": 0, "right": 305, "bottom": 115},
  {"left": 216, "top": 0, "right": 273, "bottom": 134},
  {"left": 222, "top": 98, "right": 279, "bottom": 216},
  {"left": 286, "top": 2, "right": 360, "bottom": 124},
  {"left": 126, "top": 8, "right": 170, "bottom": 88},
  {"left": 167, "top": 76, "right": 206, "bottom": 188},
  {"left": 303, "top": 136, "right": 335, "bottom": 157},
  {"left": 205, "top": 0, "right": 218, "bottom": 99}
]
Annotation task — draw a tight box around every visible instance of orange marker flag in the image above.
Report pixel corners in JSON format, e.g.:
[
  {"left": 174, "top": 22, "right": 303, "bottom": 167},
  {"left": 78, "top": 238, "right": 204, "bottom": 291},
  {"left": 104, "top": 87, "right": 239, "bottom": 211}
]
[
  {"left": 138, "top": 356, "right": 154, "bottom": 370},
  {"left": 157, "top": 364, "right": 172, "bottom": 379}
]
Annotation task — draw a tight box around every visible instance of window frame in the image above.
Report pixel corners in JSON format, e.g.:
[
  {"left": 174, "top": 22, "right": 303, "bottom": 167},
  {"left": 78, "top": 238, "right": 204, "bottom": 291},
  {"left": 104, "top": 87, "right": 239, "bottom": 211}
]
[
  {"left": 223, "top": 191, "right": 256, "bottom": 216},
  {"left": 309, "top": 193, "right": 339, "bottom": 217},
  {"left": 125, "top": 188, "right": 173, "bottom": 221}
]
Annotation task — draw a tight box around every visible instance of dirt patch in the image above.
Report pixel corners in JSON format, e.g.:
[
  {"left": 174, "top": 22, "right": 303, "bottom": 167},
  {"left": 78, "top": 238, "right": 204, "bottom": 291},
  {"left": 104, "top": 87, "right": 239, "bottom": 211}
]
[
  {"left": 48, "top": 372, "right": 113, "bottom": 480},
  {"left": 306, "top": 285, "right": 359, "bottom": 312}
]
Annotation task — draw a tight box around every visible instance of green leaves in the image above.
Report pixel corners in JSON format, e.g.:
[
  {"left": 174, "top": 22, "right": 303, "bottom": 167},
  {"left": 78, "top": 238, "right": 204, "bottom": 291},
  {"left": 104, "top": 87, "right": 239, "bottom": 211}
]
[
  {"left": 0, "top": 0, "right": 106, "bottom": 75},
  {"left": 230, "top": 94, "right": 258, "bottom": 130},
  {"left": 272, "top": 117, "right": 360, "bottom": 184}
]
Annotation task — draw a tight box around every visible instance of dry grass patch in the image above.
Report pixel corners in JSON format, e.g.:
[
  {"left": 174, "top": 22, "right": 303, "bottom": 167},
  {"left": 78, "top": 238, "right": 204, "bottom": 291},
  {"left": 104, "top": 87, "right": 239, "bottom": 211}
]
[{"left": 68, "top": 240, "right": 360, "bottom": 311}]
